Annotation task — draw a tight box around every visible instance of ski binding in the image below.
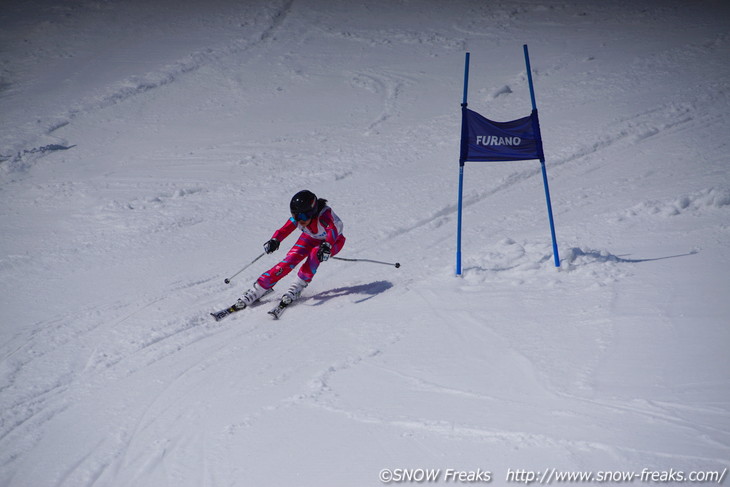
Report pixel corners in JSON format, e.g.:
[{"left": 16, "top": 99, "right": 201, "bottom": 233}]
[
  {"left": 211, "top": 288, "right": 274, "bottom": 321},
  {"left": 268, "top": 295, "right": 294, "bottom": 320}
]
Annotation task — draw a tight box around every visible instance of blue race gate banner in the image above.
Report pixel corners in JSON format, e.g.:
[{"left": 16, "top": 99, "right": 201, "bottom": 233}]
[
  {"left": 460, "top": 108, "right": 544, "bottom": 163},
  {"left": 456, "top": 46, "right": 560, "bottom": 275}
]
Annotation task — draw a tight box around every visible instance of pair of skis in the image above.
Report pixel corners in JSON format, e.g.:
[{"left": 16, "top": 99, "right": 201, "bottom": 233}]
[
  {"left": 210, "top": 294, "right": 293, "bottom": 321},
  {"left": 212, "top": 254, "right": 400, "bottom": 322}
]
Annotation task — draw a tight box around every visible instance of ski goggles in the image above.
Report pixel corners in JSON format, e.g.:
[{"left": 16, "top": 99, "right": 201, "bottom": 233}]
[{"left": 292, "top": 209, "right": 316, "bottom": 222}]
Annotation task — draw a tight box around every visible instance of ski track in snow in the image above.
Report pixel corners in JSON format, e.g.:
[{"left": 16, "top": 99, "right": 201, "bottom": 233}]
[
  {"left": 1, "top": 0, "right": 297, "bottom": 168},
  {"left": 348, "top": 70, "right": 410, "bottom": 136}
]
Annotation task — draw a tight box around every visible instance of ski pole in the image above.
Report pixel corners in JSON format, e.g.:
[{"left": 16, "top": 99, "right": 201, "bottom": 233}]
[
  {"left": 332, "top": 256, "right": 401, "bottom": 268},
  {"left": 224, "top": 251, "right": 266, "bottom": 284}
]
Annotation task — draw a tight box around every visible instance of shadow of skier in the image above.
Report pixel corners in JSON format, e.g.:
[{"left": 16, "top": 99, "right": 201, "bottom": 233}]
[{"left": 308, "top": 280, "right": 394, "bottom": 305}]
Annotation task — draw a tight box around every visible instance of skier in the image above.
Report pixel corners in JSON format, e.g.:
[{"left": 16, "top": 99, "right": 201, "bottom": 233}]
[{"left": 237, "top": 189, "right": 345, "bottom": 308}]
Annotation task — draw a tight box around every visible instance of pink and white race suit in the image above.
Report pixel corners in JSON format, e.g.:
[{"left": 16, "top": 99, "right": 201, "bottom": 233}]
[{"left": 256, "top": 205, "right": 345, "bottom": 290}]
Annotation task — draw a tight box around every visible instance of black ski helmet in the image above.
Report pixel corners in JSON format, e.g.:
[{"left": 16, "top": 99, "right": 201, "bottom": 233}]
[{"left": 290, "top": 190, "right": 318, "bottom": 221}]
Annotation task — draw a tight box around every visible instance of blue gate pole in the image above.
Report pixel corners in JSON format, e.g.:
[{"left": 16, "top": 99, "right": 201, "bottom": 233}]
[
  {"left": 540, "top": 162, "right": 560, "bottom": 267},
  {"left": 523, "top": 45, "right": 560, "bottom": 267},
  {"left": 456, "top": 52, "right": 470, "bottom": 276},
  {"left": 456, "top": 164, "right": 465, "bottom": 276}
]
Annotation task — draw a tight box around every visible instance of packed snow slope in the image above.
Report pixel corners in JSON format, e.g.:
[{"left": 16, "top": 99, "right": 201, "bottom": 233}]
[{"left": 1, "top": 1, "right": 729, "bottom": 486}]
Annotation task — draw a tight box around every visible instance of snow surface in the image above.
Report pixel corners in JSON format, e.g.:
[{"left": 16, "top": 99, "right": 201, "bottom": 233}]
[{"left": 1, "top": 0, "right": 729, "bottom": 485}]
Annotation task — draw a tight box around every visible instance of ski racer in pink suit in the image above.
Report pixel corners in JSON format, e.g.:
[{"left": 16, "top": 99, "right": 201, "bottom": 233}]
[{"left": 237, "top": 190, "right": 345, "bottom": 307}]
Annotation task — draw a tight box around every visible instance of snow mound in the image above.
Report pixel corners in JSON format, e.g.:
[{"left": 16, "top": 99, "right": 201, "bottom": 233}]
[
  {"left": 461, "top": 238, "right": 631, "bottom": 287},
  {"left": 620, "top": 187, "right": 730, "bottom": 219}
]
